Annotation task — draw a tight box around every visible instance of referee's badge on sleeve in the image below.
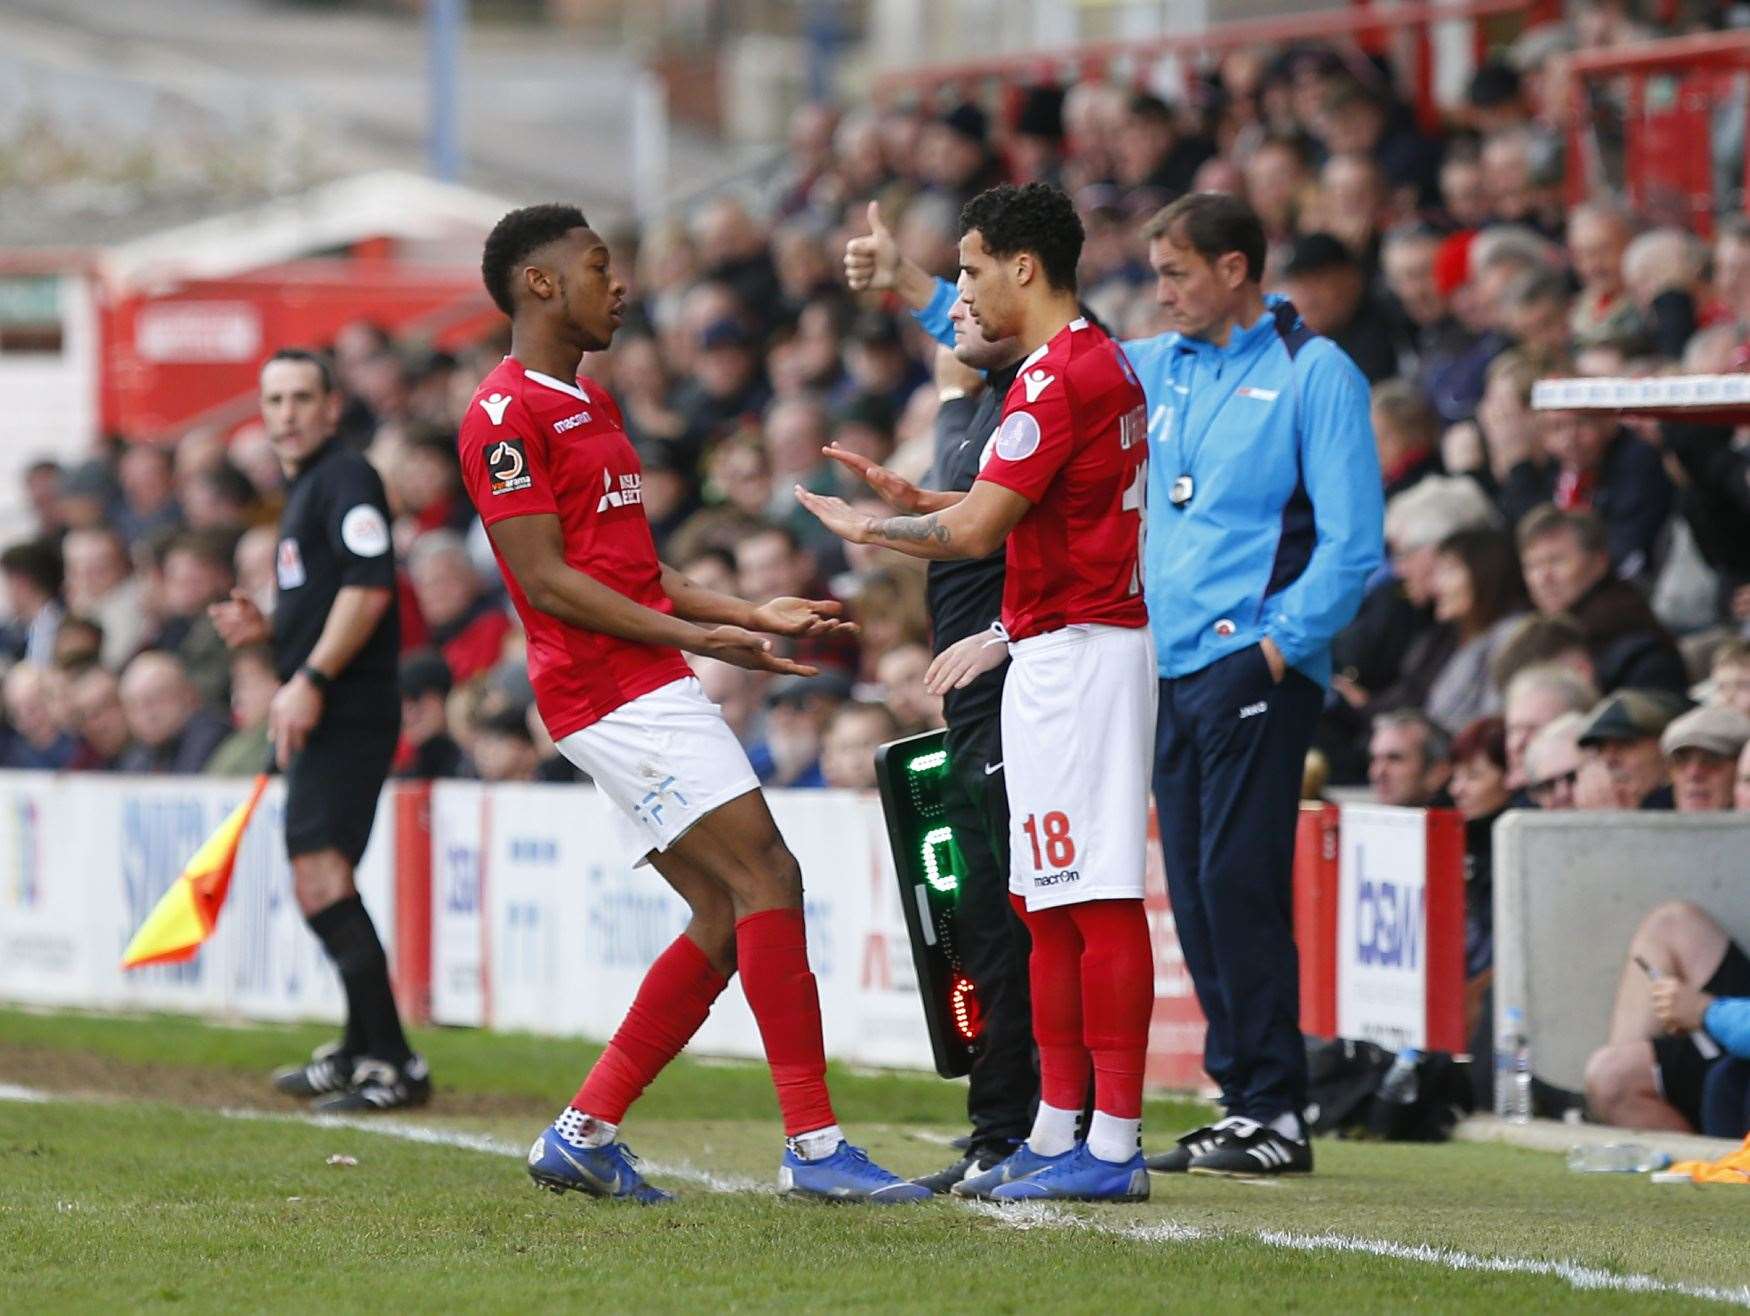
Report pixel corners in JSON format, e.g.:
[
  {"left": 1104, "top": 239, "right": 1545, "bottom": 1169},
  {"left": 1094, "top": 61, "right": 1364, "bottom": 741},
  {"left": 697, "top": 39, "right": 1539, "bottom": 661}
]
[{"left": 341, "top": 505, "right": 391, "bottom": 558}]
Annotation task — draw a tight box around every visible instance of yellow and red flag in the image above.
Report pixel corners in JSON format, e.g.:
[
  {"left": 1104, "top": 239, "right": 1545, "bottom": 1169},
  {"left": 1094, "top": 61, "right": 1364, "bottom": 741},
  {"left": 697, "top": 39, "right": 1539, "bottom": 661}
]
[{"left": 121, "top": 774, "right": 270, "bottom": 970}]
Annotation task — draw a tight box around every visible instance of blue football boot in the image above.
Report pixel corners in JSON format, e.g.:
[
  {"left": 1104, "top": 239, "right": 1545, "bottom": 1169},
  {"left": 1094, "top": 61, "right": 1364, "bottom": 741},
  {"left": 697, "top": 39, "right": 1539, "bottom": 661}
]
[
  {"left": 526, "top": 1124, "right": 672, "bottom": 1205},
  {"left": 950, "top": 1141, "right": 1075, "bottom": 1199},
  {"left": 779, "top": 1141, "right": 930, "bottom": 1203},
  {"left": 988, "top": 1143, "right": 1151, "bottom": 1203}
]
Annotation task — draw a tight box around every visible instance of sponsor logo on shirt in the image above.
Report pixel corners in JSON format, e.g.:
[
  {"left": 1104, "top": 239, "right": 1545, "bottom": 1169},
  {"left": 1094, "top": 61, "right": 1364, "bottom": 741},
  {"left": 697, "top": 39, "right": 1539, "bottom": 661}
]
[
  {"left": 1034, "top": 868, "right": 1081, "bottom": 888},
  {"left": 994, "top": 411, "right": 1042, "bottom": 461},
  {"left": 479, "top": 392, "right": 512, "bottom": 425},
  {"left": 554, "top": 410, "right": 592, "bottom": 433},
  {"left": 277, "top": 537, "right": 306, "bottom": 590},
  {"left": 487, "top": 438, "right": 532, "bottom": 495},
  {"left": 1021, "top": 368, "right": 1055, "bottom": 403},
  {"left": 595, "top": 469, "right": 644, "bottom": 512},
  {"left": 1119, "top": 404, "right": 1147, "bottom": 450}
]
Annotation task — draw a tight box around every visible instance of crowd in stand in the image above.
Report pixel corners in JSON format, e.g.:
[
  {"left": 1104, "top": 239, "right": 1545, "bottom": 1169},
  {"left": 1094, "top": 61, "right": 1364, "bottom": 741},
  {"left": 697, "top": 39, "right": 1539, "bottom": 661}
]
[{"left": 3, "top": 0, "right": 1750, "bottom": 1128}]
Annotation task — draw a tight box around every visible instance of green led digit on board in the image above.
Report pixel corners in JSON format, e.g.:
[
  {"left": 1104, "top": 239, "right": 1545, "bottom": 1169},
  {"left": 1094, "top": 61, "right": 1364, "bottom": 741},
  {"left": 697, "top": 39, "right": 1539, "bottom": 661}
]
[
  {"left": 907, "top": 750, "right": 948, "bottom": 774},
  {"left": 920, "top": 825, "right": 960, "bottom": 894}
]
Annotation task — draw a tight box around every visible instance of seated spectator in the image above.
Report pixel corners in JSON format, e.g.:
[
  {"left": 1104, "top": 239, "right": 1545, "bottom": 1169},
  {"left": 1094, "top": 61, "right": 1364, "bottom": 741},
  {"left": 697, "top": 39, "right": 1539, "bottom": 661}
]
[
  {"left": 395, "top": 650, "right": 472, "bottom": 780},
  {"left": 1368, "top": 709, "right": 1454, "bottom": 807},
  {"left": 734, "top": 524, "right": 857, "bottom": 673},
  {"left": 1488, "top": 612, "right": 1596, "bottom": 693},
  {"left": 52, "top": 616, "right": 103, "bottom": 673},
  {"left": 749, "top": 671, "right": 849, "bottom": 788},
  {"left": 115, "top": 651, "right": 231, "bottom": 774},
  {"left": 1281, "top": 232, "right": 1403, "bottom": 384},
  {"left": 1421, "top": 527, "right": 1529, "bottom": 734},
  {"left": 1502, "top": 413, "right": 1671, "bottom": 586},
  {"left": 114, "top": 443, "right": 182, "bottom": 547},
  {"left": 1498, "top": 267, "right": 1574, "bottom": 371},
  {"left": 1523, "top": 710, "right": 1586, "bottom": 810},
  {"left": 1661, "top": 705, "right": 1750, "bottom": 814},
  {"left": 182, "top": 464, "right": 258, "bottom": 533},
  {"left": 407, "top": 531, "right": 511, "bottom": 685},
  {"left": 821, "top": 701, "right": 902, "bottom": 789},
  {"left": 1, "top": 663, "right": 76, "bottom": 770},
  {"left": 1502, "top": 662, "right": 1598, "bottom": 791},
  {"left": 232, "top": 525, "right": 279, "bottom": 618},
  {"left": 1622, "top": 225, "right": 1708, "bottom": 361},
  {"left": 61, "top": 528, "right": 146, "bottom": 668},
  {"left": 1585, "top": 901, "right": 1750, "bottom": 1133},
  {"left": 1, "top": 540, "right": 65, "bottom": 667},
  {"left": 146, "top": 529, "right": 238, "bottom": 708},
  {"left": 1517, "top": 506, "right": 1687, "bottom": 694},
  {"left": 875, "top": 641, "right": 942, "bottom": 735},
  {"left": 67, "top": 667, "right": 131, "bottom": 771},
  {"left": 205, "top": 645, "right": 277, "bottom": 777},
  {"left": 469, "top": 702, "right": 540, "bottom": 783},
  {"left": 1708, "top": 639, "right": 1750, "bottom": 719},
  {"left": 1448, "top": 715, "right": 1511, "bottom": 984},
  {"left": 1369, "top": 380, "right": 1443, "bottom": 501},
  {"left": 1574, "top": 689, "right": 1690, "bottom": 810}
]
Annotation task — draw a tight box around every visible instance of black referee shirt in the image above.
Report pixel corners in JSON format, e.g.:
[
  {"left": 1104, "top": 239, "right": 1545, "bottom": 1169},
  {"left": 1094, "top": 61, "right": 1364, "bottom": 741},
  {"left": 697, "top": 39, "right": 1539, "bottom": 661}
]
[
  {"left": 925, "top": 361, "right": 1018, "bottom": 728},
  {"left": 272, "top": 438, "right": 400, "bottom": 714}
]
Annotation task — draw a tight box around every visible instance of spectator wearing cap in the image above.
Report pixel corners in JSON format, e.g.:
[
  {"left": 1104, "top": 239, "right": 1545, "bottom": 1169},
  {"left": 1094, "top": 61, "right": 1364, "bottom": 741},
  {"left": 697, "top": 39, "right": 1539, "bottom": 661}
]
[
  {"left": 407, "top": 531, "right": 511, "bottom": 686},
  {"left": 62, "top": 528, "right": 147, "bottom": 668},
  {"left": 114, "top": 651, "right": 231, "bottom": 775},
  {"left": 1281, "top": 233, "right": 1406, "bottom": 383},
  {"left": 1503, "top": 662, "right": 1598, "bottom": 792},
  {"left": 1575, "top": 688, "right": 1691, "bottom": 810},
  {"left": 67, "top": 666, "right": 130, "bottom": 772},
  {"left": 1132, "top": 94, "right": 1218, "bottom": 200},
  {"left": 820, "top": 700, "right": 902, "bottom": 790},
  {"left": 1523, "top": 710, "right": 1586, "bottom": 810},
  {"left": 1, "top": 539, "right": 65, "bottom": 667},
  {"left": 748, "top": 671, "right": 850, "bottom": 787},
  {"left": 1516, "top": 506, "right": 1686, "bottom": 693},
  {"left": 1368, "top": 709, "right": 1454, "bottom": 808},
  {"left": 395, "top": 649, "right": 471, "bottom": 780},
  {"left": 205, "top": 644, "right": 278, "bottom": 776},
  {"left": 1, "top": 663, "right": 77, "bottom": 770},
  {"left": 1662, "top": 705, "right": 1750, "bottom": 814}
]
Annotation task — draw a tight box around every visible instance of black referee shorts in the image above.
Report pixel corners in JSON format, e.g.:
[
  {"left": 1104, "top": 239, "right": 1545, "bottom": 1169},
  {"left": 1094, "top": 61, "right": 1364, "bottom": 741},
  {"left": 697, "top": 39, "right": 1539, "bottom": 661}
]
[{"left": 284, "top": 708, "right": 400, "bottom": 867}]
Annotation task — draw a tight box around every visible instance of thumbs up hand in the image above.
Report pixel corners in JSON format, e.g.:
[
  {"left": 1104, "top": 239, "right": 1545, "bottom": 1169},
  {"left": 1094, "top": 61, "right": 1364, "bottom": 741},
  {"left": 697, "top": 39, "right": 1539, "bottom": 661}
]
[{"left": 844, "top": 199, "right": 900, "bottom": 292}]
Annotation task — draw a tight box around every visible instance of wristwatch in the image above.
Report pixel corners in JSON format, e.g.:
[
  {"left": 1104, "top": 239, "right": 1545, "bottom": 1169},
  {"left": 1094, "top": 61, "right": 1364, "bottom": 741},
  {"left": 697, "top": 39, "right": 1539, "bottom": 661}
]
[{"left": 300, "top": 664, "right": 333, "bottom": 692}]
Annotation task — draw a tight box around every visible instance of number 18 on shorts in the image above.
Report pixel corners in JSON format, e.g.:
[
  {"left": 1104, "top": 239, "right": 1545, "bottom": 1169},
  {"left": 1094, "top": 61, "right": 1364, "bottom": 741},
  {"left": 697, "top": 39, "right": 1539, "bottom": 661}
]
[{"left": 1001, "top": 624, "right": 1156, "bottom": 910}]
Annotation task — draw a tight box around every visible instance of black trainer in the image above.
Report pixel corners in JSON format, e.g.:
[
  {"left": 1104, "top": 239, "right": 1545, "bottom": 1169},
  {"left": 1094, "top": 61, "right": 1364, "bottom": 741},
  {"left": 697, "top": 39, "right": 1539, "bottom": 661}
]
[
  {"left": 1187, "top": 1119, "right": 1313, "bottom": 1178},
  {"left": 1146, "top": 1118, "right": 1241, "bottom": 1173},
  {"left": 312, "top": 1054, "right": 432, "bottom": 1112},
  {"left": 272, "top": 1042, "right": 355, "bottom": 1099},
  {"left": 913, "top": 1143, "right": 1017, "bottom": 1195}
]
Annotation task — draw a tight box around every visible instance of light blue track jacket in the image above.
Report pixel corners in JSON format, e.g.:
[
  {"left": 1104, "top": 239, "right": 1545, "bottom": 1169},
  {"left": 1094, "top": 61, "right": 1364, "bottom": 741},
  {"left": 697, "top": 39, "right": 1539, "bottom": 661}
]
[
  {"left": 1705, "top": 997, "right": 1750, "bottom": 1058},
  {"left": 914, "top": 280, "right": 1384, "bottom": 685}
]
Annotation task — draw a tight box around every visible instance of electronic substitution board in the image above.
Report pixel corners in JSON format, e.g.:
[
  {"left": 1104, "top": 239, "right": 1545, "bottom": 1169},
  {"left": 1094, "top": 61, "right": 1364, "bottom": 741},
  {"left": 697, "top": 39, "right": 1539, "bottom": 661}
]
[{"left": 874, "top": 729, "right": 981, "bottom": 1078}]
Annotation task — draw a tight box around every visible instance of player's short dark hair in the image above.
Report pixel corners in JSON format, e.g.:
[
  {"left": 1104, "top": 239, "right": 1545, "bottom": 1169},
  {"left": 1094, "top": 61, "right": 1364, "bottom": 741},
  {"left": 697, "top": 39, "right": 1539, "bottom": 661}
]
[
  {"left": 1143, "top": 191, "right": 1267, "bottom": 285},
  {"left": 482, "top": 203, "right": 590, "bottom": 315},
  {"left": 263, "top": 348, "right": 335, "bottom": 393},
  {"left": 959, "top": 183, "right": 1083, "bottom": 293},
  {"left": 0, "top": 539, "right": 64, "bottom": 597}
]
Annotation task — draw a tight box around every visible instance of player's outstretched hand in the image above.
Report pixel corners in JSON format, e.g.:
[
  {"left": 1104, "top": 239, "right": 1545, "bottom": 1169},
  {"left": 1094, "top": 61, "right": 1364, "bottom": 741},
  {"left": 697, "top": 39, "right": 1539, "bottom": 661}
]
[
  {"left": 822, "top": 444, "right": 927, "bottom": 513},
  {"left": 697, "top": 625, "right": 820, "bottom": 677},
  {"left": 794, "top": 485, "right": 871, "bottom": 544},
  {"left": 751, "top": 596, "right": 859, "bottom": 639},
  {"left": 209, "top": 588, "right": 270, "bottom": 649},
  {"left": 843, "top": 201, "right": 899, "bottom": 293},
  {"left": 925, "top": 630, "right": 1009, "bottom": 695}
]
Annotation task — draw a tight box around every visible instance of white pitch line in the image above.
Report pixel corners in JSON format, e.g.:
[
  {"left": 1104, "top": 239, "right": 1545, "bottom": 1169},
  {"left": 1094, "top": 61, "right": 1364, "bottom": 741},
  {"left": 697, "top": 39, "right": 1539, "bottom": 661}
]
[{"left": 7, "top": 1083, "right": 1748, "bottom": 1305}]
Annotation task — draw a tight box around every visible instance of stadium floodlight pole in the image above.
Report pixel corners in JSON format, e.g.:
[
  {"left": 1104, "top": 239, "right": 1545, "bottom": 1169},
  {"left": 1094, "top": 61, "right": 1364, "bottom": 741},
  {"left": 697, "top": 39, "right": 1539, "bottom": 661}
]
[{"left": 427, "top": 0, "right": 465, "bottom": 183}]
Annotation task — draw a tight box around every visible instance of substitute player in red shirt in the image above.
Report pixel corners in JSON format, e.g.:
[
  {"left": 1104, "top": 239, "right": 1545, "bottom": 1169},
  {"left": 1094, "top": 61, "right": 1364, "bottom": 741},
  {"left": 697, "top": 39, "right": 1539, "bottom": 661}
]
[
  {"left": 461, "top": 204, "right": 926, "bottom": 1204},
  {"left": 799, "top": 183, "right": 1157, "bottom": 1202}
]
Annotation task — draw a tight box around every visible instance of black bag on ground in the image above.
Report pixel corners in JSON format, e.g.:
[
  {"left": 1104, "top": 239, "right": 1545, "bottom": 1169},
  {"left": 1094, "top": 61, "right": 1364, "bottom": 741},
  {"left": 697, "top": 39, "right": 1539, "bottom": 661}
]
[{"left": 1303, "top": 1036, "right": 1475, "bottom": 1142}]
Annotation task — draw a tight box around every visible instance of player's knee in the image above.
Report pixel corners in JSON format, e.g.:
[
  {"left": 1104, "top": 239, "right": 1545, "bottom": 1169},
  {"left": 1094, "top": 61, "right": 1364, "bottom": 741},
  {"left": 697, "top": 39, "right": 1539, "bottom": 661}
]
[
  {"left": 1636, "top": 900, "right": 1709, "bottom": 950},
  {"left": 731, "top": 837, "right": 802, "bottom": 912},
  {"left": 1584, "top": 1043, "right": 1647, "bottom": 1122}
]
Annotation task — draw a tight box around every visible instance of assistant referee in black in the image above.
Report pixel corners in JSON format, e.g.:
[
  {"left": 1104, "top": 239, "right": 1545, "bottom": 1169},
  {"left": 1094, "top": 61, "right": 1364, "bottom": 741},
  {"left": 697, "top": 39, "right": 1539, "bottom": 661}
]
[{"left": 210, "top": 347, "right": 428, "bottom": 1112}]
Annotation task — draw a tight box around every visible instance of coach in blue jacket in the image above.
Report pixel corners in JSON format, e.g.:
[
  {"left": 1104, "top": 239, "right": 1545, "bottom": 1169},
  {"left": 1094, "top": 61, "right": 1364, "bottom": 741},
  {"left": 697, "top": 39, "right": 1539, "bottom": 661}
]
[{"left": 877, "top": 191, "right": 1381, "bottom": 1175}]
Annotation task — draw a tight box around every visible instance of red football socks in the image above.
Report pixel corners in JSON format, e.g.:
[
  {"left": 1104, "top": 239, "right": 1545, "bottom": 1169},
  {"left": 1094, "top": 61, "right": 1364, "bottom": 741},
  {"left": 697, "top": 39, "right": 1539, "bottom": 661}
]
[
  {"left": 572, "top": 933, "right": 728, "bottom": 1124},
  {"left": 1068, "top": 898, "right": 1154, "bottom": 1120},
  {"left": 1013, "top": 894, "right": 1091, "bottom": 1111},
  {"left": 736, "top": 907, "right": 837, "bottom": 1136}
]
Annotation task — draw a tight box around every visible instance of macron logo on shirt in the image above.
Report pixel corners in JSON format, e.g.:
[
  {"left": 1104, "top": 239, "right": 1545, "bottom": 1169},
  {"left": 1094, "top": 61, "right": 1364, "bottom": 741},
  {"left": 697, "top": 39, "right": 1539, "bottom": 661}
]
[
  {"left": 1022, "top": 369, "right": 1055, "bottom": 403},
  {"left": 479, "top": 393, "right": 512, "bottom": 425}
]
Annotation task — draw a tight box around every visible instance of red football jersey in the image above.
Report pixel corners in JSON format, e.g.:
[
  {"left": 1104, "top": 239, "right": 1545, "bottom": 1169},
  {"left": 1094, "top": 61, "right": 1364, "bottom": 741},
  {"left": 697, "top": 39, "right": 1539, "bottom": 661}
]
[
  {"left": 976, "top": 318, "right": 1150, "bottom": 641},
  {"left": 457, "top": 357, "right": 690, "bottom": 739}
]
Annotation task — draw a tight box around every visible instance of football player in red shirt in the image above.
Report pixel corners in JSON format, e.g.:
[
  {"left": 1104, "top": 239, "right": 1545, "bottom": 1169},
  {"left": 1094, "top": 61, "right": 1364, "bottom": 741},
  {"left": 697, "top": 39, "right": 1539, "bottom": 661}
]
[
  {"left": 799, "top": 183, "right": 1157, "bottom": 1203},
  {"left": 463, "top": 204, "right": 926, "bottom": 1204}
]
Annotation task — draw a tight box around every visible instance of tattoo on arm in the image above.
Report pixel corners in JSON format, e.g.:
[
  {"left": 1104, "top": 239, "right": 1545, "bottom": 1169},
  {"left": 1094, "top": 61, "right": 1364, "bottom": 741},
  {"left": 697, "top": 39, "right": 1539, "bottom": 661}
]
[{"left": 873, "top": 514, "right": 950, "bottom": 545}]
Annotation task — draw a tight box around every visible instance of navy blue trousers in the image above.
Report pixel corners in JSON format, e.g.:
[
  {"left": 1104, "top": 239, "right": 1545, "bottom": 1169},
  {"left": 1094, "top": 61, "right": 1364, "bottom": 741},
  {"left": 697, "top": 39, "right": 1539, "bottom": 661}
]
[{"left": 1153, "top": 644, "right": 1321, "bottom": 1121}]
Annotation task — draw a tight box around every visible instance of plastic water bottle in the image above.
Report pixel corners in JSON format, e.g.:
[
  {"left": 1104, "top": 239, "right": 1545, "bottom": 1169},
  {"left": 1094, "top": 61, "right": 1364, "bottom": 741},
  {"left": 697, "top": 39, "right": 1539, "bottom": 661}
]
[
  {"left": 1495, "top": 1006, "right": 1532, "bottom": 1123},
  {"left": 1379, "top": 1047, "right": 1422, "bottom": 1106},
  {"left": 1566, "top": 1143, "right": 1671, "bottom": 1173}
]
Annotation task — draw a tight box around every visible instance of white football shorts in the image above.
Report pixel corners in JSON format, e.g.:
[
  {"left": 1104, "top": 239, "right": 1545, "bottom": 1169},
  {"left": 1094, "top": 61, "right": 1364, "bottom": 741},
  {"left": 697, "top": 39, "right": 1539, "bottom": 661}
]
[
  {"left": 554, "top": 675, "right": 760, "bottom": 867},
  {"left": 1001, "top": 623, "right": 1156, "bottom": 910}
]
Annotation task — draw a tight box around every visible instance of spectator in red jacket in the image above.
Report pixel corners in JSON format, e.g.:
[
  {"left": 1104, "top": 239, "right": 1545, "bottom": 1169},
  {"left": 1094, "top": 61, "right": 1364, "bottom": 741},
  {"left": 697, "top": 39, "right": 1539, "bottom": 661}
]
[{"left": 406, "top": 530, "right": 510, "bottom": 685}]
